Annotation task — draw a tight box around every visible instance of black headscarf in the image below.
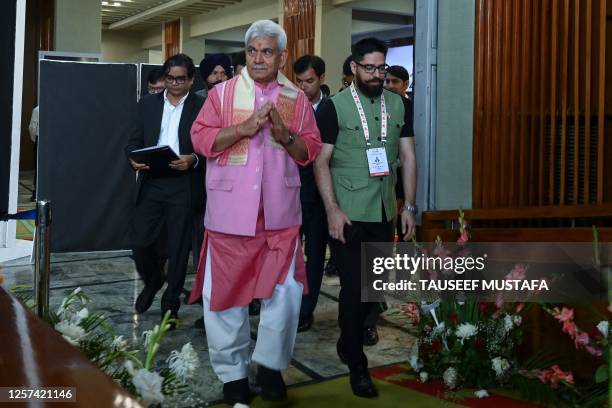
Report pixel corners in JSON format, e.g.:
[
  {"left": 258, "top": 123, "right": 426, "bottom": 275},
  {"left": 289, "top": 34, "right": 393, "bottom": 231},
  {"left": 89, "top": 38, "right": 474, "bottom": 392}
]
[{"left": 199, "top": 54, "right": 232, "bottom": 84}]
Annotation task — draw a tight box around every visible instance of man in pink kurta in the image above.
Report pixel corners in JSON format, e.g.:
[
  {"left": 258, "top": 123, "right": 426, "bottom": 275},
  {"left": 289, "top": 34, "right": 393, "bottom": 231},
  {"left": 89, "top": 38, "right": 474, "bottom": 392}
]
[{"left": 189, "top": 20, "right": 321, "bottom": 406}]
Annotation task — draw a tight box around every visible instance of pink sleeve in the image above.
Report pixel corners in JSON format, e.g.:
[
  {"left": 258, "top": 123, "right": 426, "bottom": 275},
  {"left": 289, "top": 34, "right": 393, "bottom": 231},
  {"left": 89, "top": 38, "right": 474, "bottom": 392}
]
[
  {"left": 190, "top": 87, "right": 225, "bottom": 158},
  {"left": 293, "top": 93, "right": 322, "bottom": 166}
]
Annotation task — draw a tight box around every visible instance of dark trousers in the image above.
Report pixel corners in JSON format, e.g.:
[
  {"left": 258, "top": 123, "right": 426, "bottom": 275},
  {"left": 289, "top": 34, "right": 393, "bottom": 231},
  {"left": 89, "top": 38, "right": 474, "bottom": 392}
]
[
  {"left": 363, "top": 301, "right": 386, "bottom": 327},
  {"left": 131, "top": 176, "right": 192, "bottom": 314},
  {"left": 299, "top": 198, "right": 328, "bottom": 319},
  {"left": 330, "top": 219, "right": 393, "bottom": 371}
]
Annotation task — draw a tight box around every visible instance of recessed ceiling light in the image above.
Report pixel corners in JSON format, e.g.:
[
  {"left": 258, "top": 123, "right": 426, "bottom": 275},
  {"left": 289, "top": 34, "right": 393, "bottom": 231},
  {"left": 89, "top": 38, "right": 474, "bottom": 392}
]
[
  {"left": 113, "top": 2, "right": 121, "bottom": 6},
  {"left": 101, "top": 1, "right": 108, "bottom": 4}
]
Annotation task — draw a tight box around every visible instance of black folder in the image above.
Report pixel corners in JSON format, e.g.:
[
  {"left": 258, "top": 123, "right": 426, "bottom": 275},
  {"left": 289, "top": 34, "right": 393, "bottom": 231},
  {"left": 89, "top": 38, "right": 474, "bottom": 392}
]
[{"left": 129, "top": 145, "right": 180, "bottom": 175}]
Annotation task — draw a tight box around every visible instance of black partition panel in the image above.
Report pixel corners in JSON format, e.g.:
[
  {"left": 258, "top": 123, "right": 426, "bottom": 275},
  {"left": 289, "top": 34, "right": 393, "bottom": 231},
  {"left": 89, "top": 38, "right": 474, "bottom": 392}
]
[
  {"left": 38, "top": 61, "right": 138, "bottom": 252},
  {"left": 139, "top": 63, "right": 205, "bottom": 99},
  {"left": 0, "top": 1, "right": 17, "bottom": 217}
]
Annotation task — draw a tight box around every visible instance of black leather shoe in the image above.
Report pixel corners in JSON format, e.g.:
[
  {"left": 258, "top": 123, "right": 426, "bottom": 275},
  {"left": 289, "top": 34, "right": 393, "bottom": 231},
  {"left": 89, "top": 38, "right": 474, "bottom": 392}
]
[
  {"left": 135, "top": 286, "right": 159, "bottom": 314},
  {"left": 256, "top": 365, "right": 287, "bottom": 401},
  {"left": 223, "top": 377, "right": 250, "bottom": 405},
  {"left": 324, "top": 260, "right": 339, "bottom": 276},
  {"left": 350, "top": 369, "right": 378, "bottom": 398},
  {"left": 336, "top": 338, "right": 347, "bottom": 364},
  {"left": 297, "top": 315, "right": 313, "bottom": 332},
  {"left": 363, "top": 326, "right": 379, "bottom": 346}
]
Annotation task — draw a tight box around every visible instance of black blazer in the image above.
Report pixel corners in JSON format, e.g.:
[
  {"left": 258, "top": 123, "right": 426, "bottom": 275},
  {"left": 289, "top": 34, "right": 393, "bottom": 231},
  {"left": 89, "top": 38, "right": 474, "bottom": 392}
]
[
  {"left": 125, "top": 91, "right": 206, "bottom": 213},
  {"left": 299, "top": 96, "right": 328, "bottom": 204}
]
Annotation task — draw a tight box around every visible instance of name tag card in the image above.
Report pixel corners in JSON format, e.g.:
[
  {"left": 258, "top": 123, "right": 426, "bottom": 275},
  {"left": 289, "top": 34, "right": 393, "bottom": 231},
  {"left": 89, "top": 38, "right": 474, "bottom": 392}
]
[{"left": 366, "top": 147, "right": 390, "bottom": 177}]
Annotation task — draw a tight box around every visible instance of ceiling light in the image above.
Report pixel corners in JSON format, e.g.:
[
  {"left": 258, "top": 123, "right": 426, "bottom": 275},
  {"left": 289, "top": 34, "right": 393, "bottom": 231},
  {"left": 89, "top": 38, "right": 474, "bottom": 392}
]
[
  {"left": 113, "top": 2, "right": 121, "bottom": 6},
  {"left": 101, "top": 1, "right": 108, "bottom": 4}
]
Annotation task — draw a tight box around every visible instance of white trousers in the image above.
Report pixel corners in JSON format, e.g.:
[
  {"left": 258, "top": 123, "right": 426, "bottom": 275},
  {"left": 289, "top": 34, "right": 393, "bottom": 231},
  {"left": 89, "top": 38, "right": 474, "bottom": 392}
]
[{"left": 202, "top": 241, "right": 303, "bottom": 383}]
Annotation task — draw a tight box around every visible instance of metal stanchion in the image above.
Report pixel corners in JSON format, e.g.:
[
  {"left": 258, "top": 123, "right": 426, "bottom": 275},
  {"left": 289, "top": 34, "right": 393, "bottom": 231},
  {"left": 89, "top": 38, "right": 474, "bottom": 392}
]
[{"left": 34, "top": 200, "right": 51, "bottom": 318}]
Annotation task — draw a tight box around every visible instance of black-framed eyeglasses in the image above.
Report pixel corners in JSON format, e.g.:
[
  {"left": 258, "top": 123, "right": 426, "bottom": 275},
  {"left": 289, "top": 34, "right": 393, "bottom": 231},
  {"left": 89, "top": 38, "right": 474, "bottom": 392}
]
[
  {"left": 354, "top": 61, "right": 389, "bottom": 75},
  {"left": 165, "top": 74, "right": 188, "bottom": 84}
]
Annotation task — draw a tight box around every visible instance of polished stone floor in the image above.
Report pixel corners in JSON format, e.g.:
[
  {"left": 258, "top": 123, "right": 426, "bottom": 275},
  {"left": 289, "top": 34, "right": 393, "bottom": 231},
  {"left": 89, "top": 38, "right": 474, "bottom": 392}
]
[{"left": 1, "top": 173, "right": 416, "bottom": 407}]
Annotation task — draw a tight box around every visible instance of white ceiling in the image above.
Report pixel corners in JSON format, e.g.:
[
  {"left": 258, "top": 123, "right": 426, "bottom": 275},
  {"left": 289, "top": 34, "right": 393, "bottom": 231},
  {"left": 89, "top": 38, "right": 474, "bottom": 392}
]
[{"left": 102, "top": 0, "right": 242, "bottom": 31}]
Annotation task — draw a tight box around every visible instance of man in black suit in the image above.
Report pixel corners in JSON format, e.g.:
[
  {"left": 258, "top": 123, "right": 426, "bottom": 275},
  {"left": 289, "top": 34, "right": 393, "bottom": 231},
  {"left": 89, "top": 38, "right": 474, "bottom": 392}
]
[
  {"left": 294, "top": 55, "right": 328, "bottom": 332},
  {"left": 126, "top": 54, "right": 205, "bottom": 327}
]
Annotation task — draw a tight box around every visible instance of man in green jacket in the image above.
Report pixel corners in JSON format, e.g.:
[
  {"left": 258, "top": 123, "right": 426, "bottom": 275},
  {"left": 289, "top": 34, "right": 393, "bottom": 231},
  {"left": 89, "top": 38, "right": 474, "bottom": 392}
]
[{"left": 314, "top": 37, "right": 417, "bottom": 398}]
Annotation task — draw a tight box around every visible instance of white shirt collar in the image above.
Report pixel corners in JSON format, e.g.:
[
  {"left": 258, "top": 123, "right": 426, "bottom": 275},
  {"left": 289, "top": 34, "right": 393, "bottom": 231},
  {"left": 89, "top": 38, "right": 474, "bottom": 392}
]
[
  {"left": 163, "top": 89, "right": 189, "bottom": 106},
  {"left": 311, "top": 90, "right": 323, "bottom": 110}
]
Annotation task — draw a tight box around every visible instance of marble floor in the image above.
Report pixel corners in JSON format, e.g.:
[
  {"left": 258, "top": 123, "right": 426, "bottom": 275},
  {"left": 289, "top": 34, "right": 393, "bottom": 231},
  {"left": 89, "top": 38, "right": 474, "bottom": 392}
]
[{"left": 1, "top": 172, "right": 416, "bottom": 407}]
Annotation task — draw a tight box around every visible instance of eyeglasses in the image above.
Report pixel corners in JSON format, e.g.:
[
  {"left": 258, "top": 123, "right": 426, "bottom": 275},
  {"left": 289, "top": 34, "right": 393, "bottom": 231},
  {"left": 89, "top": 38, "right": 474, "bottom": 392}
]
[
  {"left": 165, "top": 75, "right": 188, "bottom": 84},
  {"left": 246, "top": 46, "right": 276, "bottom": 58},
  {"left": 354, "top": 61, "right": 390, "bottom": 75}
]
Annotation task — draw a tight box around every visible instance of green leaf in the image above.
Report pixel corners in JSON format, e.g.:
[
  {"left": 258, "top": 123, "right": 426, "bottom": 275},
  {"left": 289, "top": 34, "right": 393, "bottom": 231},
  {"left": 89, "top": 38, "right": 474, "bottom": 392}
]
[{"left": 594, "top": 364, "right": 608, "bottom": 383}]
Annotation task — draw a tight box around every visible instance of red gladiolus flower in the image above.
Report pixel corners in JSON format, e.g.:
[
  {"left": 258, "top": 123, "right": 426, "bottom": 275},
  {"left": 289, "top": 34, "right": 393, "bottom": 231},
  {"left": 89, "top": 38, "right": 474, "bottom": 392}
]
[
  {"left": 588, "top": 326, "right": 603, "bottom": 339},
  {"left": 562, "top": 321, "right": 577, "bottom": 337},
  {"left": 554, "top": 307, "right": 574, "bottom": 323},
  {"left": 585, "top": 345, "right": 603, "bottom": 357},
  {"left": 574, "top": 332, "right": 590, "bottom": 348}
]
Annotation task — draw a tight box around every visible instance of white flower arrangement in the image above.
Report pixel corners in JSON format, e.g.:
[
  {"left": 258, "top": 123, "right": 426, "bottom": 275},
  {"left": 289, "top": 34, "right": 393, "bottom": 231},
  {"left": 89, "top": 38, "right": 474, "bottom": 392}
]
[
  {"left": 504, "top": 315, "right": 514, "bottom": 333},
  {"left": 48, "top": 288, "right": 199, "bottom": 407},
  {"left": 55, "top": 320, "right": 86, "bottom": 345},
  {"left": 596, "top": 321, "right": 609, "bottom": 339},
  {"left": 132, "top": 369, "right": 165, "bottom": 406},
  {"left": 167, "top": 343, "right": 200, "bottom": 382},
  {"left": 491, "top": 357, "right": 510, "bottom": 378},
  {"left": 431, "top": 322, "right": 446, "bottom": 338},
  {"left": 111, "top": 335, "right": 128, "bottom": 352},
  {"left": 419, "top": 371, "right": 429, "bottom": 383},
  {"left": 474, "top": 389, "right": 489, "bottom": 398},
  {"left": 456, "top": 323, "right": 478, "bottom": 343},
  {"left": 443, "top": 367, "right": 458, "bottom": 389}
]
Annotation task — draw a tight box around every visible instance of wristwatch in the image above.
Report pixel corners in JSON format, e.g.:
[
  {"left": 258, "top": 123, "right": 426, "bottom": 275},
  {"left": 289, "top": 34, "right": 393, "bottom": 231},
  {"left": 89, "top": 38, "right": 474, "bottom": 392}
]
[
  {"left": 282, "top": 133, "right": 295, "bottom": 146},
  {"left": 403, "top": 203, "right": 418, "bottom": 214}
]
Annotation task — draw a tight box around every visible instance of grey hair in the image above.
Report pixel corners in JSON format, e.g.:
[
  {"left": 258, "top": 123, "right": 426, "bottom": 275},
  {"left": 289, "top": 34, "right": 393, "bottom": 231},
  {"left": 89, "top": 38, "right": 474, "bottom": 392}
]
[{"left": 244, "top": 20, "right": 287, "bottom": 52}]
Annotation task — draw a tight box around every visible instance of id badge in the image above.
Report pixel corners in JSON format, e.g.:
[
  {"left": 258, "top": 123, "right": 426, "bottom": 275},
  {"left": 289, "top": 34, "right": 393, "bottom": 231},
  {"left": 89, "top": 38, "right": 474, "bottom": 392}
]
[{"left": 366, "top": 147, "right": 390, "bottom": 177}]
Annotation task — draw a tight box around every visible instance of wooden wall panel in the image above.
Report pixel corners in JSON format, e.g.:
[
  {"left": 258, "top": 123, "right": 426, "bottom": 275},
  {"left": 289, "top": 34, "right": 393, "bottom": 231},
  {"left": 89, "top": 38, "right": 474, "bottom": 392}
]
[
  {"left": 20, "top": 0, "right": 54, "bottom": 171},
  {"left": 164, "top": 20, "right": 180, "bottom": 61},
  {"left": 283, "top": 0, "right": 315, "bottom": 82},
  {"left": 605, "top": 1, "right": 612, "bottom": 202},
  {"left": 473, "top": 0, "right": 609, "bottom": 208}
]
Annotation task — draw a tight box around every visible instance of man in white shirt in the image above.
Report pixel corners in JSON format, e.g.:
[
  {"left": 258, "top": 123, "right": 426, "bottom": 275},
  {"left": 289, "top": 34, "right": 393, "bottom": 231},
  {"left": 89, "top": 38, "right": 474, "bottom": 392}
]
[
  {"left": 293, "top": 55, "right": 329, "bottom": 332},
  {"left": 125, "top": 54, "right": 205, "bottom": 328}
]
